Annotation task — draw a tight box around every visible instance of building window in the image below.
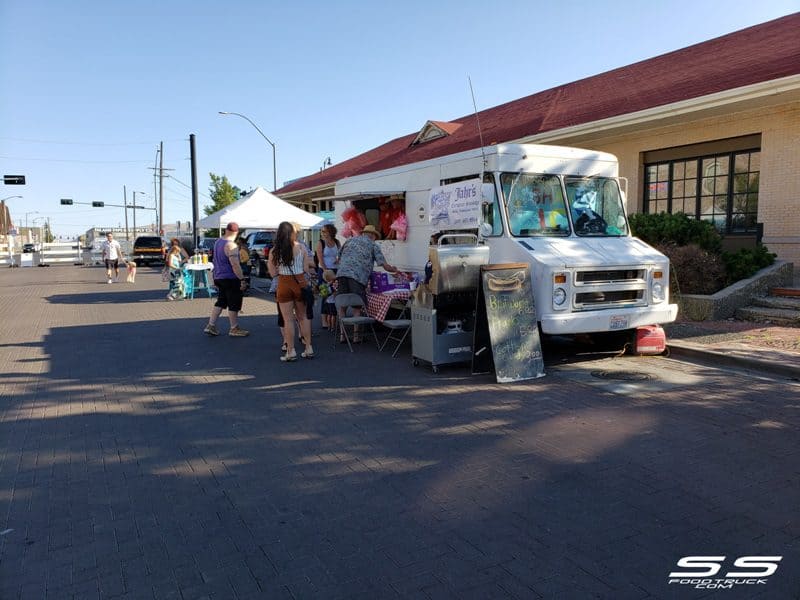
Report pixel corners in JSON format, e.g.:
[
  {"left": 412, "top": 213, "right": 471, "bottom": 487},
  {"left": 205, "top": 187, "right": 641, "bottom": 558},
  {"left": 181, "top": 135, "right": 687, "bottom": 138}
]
[{"left": 644, "top": 147, "right": 760, "bottom": 234}]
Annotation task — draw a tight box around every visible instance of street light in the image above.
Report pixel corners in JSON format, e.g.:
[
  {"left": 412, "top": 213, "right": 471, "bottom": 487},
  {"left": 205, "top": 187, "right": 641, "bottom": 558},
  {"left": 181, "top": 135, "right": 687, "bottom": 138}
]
[
  {"left": 1, "top": 195, "right": 23, "bottom": 202},
  {"left": 32, "top": 217, "right": 45, "bottom": 243},
  {"left": 218, "top": 111, "right": 277, "bottom": 191},
  {"left": 132, "top": 191, "right": 146, "bottom": 235},
  {"left": 24, "top": 211, "right": 39, "bottom": 229}
]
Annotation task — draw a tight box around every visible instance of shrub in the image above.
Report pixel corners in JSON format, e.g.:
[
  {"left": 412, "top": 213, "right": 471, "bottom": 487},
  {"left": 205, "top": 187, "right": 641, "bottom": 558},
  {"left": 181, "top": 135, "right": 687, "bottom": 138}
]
[
  {"left": 629, "top": 212, "right": 722, "bottom": 253},
  {"left": 721, "top": 246, "right": 776, "bottom": 286},
  {"left": 655, "top": 242, "right": 726, "bottom": 295},
  {"left": 630, "top": 212, "right": 777, "bottom": 293}
]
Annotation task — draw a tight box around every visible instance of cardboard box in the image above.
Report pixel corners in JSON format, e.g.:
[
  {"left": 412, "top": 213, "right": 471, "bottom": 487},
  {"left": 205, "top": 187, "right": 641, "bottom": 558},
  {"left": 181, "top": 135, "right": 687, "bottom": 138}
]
[{"left": 369, "top": 271, "right": 410, "bottom": 293}]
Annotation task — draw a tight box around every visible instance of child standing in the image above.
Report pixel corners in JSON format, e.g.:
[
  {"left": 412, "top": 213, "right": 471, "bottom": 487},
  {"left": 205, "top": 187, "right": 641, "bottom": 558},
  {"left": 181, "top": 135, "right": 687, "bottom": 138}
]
[
  {"left": 320, "top": 269, "right": 338, "bottom": 332},
  {"left": 125, "top": 260, "right": 137, "bottom": 283}
]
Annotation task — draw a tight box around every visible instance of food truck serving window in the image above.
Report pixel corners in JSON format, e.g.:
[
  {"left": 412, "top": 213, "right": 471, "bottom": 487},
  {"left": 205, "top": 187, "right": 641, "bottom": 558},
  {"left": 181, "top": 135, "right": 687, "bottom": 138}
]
[{"left": 342, "top": 194, "right": 406, "bottom": 241}]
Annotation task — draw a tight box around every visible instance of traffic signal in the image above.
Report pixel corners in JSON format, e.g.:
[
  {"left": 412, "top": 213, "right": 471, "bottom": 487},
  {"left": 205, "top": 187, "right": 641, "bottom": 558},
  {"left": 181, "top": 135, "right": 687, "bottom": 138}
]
[
  {"left": 60, "top": 198, "right": 73, "bottom": 205},
  {"left": 92, "top": 201, "right": 104, "bottom": 207}
]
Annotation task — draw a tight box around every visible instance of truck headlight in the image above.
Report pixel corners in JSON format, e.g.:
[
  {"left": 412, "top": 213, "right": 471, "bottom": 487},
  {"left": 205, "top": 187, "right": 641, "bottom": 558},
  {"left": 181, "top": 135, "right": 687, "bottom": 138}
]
[
  {"left": 553, "top": 287, "right": 567, "bottom": 306},
  {"left": 652, "top": 281, "right": 664, "bottom": 303}
]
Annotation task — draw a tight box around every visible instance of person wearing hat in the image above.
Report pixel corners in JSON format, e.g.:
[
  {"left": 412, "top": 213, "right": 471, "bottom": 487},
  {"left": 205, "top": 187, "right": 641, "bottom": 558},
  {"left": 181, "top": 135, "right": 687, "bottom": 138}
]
[
  {"left": 335, "top": 223, "right": 399, "bottom": 342},
  {"left": 204, "top": 222, "right": 249, "bottom": 337}
]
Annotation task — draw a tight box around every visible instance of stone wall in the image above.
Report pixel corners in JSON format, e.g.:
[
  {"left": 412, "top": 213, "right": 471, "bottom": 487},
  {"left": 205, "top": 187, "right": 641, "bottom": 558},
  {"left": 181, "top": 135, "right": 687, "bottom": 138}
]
[{"left": 678, "top": 260, "right": 794, "bottom": 321}]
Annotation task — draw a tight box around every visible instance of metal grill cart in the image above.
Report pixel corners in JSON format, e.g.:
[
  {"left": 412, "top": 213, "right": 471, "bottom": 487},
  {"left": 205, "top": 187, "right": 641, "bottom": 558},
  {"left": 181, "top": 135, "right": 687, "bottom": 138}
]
[{"left": 411, "top": 234, "right": 489, "bottom": 373}]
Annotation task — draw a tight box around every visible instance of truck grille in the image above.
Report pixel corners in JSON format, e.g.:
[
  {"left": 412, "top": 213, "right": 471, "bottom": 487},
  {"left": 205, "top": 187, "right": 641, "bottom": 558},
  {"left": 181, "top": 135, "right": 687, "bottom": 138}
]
[
  {"left": 572, "top": 268, "right": 649, "bottom": 310},
  {"left": 575, "top": 290, "right": 643, "bottom": 306},
  {"left": 576, "top": 269, "right": 645, "bottom": 283}
]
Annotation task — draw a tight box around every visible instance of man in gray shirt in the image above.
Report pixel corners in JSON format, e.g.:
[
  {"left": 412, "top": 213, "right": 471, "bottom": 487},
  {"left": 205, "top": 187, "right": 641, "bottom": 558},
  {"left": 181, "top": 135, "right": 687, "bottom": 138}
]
[{"left": 336, "top": 224, "right": 399, "bottom": 325}]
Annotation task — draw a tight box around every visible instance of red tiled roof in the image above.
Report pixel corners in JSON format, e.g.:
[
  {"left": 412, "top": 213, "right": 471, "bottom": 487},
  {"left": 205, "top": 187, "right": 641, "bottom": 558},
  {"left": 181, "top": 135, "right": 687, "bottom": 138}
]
[{"left": 279, "top": 13, "right": 800, "bottom": 195}]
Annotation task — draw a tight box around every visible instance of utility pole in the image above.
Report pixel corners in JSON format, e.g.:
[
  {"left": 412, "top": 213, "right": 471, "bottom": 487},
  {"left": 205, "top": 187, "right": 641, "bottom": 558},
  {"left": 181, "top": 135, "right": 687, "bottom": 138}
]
[
  {"left": 148, "top": 141, "right": 172, "bottom": 237},
  {"left": 159, "top": 141, "right": 164, "bottom": 236},
  {"left": 153, "top": 146, "right": 159, "bottom": 232},
  {"left": 123, "top": 185, "right": 129, "bottom": 241},
  {"left": 190, "top": 134, "right": 199, "bottom": 250}
]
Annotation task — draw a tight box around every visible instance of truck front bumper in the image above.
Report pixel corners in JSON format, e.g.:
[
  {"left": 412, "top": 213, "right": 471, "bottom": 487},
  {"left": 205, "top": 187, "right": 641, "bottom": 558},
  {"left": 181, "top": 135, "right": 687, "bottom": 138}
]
[{"left": 540, "top": 303, "right": 678, "bottom": 335}]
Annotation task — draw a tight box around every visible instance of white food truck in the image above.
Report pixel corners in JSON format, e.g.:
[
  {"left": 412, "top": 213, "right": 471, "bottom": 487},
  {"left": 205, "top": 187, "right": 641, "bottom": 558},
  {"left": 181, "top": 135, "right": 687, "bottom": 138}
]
[{"left": 333, "top": 143, "right": 678, "bottom": 336}]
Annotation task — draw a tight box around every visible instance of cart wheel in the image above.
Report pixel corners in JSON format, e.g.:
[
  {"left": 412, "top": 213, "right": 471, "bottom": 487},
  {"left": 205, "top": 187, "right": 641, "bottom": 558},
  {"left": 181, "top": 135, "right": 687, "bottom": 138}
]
[
  {"left": 412, "top": 358, "right": 419, "bottom": 367},
  {"left": 432, "top": 365, "right": 439, "bottom": 374}
]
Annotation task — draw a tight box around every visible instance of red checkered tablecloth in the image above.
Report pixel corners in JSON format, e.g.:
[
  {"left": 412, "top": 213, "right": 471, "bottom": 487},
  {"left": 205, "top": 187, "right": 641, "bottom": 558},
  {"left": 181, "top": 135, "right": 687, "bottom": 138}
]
[{"left": 365, "top": 290, "right": 410, "bottom": 322}]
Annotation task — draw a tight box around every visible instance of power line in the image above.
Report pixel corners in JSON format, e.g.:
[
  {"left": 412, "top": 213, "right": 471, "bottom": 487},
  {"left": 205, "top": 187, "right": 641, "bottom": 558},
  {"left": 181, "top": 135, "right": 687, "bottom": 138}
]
[
  {"left": 167, "top": 175, "right": 212, "bottom": 201},
  {"left": 0, "top": 137, "right": 186, "bottom": 146},
  {"left": 0, "top": 155, "right": 151, "bottom": 164}
]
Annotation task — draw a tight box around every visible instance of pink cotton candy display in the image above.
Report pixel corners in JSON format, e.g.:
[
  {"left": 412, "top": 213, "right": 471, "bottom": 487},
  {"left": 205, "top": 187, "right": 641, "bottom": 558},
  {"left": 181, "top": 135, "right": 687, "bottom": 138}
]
[{"left": 389, "top": 213, "right": 408, "bottom": 241}]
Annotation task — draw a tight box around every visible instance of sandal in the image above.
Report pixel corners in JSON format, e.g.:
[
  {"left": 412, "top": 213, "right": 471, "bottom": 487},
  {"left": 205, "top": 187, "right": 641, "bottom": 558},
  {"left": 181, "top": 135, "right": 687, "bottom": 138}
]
[
  {"left": 281, "top": 342, "right": 288, "bottom": 353},
  {"left": 301, "top": 349, "right": 314, "bottom": 359},
  {"left": 280, "top": 352, "right": 297, "bottom": 362}
]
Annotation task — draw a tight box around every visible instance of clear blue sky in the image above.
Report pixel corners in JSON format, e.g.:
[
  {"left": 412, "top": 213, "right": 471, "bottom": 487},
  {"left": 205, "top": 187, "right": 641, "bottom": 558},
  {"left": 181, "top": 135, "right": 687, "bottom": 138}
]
[{"left": 1, "top": 0, "right": 797, "bottom": 238}]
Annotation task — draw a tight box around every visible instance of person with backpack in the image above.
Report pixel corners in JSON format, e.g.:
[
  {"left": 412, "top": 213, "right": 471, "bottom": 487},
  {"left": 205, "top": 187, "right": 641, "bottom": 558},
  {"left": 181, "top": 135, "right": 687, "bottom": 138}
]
[{"left": 237, "top": 237, "right": 251, "bottom": 294}]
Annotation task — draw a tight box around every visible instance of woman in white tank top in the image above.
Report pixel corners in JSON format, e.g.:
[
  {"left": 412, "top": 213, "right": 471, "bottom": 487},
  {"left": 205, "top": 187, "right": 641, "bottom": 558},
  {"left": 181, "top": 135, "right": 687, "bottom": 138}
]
[{"left": 268, "top": 221, "right": 316, "bottom": 361}]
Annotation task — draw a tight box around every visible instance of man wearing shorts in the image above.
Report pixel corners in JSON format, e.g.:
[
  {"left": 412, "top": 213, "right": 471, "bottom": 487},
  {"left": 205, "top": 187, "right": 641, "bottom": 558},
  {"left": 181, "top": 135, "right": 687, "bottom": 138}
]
[
  {"left": 101, "top": 232, "right": 124, "bottom": 283},
  {"left": 204, "top": 222, "right": 249, "bottom": 337}
]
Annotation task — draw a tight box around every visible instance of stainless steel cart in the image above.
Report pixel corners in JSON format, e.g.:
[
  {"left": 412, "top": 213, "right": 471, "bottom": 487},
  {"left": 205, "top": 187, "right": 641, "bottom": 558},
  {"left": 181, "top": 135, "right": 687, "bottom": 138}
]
[{"left": 411, "top": 235, "right": 489, "bottom": 373}]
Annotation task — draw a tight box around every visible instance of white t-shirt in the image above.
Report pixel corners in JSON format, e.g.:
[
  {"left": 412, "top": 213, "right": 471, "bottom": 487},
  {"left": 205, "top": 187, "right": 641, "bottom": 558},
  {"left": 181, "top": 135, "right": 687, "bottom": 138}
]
[{"left": 103, "top": 239, "right": 122, "bottom": 260}]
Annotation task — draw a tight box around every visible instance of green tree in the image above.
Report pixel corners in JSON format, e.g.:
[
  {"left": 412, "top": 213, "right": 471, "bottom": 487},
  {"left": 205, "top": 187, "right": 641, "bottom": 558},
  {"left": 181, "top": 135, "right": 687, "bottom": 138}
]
[{"left": 203, "top": 173, "right": 241, "bottom": 237}]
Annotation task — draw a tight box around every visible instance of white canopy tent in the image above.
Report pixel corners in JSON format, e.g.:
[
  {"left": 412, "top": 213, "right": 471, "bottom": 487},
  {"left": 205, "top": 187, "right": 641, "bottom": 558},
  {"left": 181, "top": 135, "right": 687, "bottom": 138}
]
[{"left": 197, "top": 186, "right": 324, "bottom": 230}]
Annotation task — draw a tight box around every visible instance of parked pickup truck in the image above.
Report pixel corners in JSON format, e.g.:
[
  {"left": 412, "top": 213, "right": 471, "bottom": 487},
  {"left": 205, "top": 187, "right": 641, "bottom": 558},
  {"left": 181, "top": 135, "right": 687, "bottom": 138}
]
[{"left": 132, "top": 236, "right": 165, "bottom": 266}]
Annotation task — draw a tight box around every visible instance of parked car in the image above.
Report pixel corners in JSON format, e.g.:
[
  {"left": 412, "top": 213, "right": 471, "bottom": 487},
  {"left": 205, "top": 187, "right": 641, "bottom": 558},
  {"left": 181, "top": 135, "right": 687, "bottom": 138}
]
[
  {"left": 132, "top": 236, "right": 165, "bottom": 266},
  {"left": 22, "top": 243, "right": 36, "bottom": 253},
  {"left": 196, "top": 238, "right": 216, "bottom": 261},
  {"left": 244, "top": 231, "right": 275, "bottom": 277}
]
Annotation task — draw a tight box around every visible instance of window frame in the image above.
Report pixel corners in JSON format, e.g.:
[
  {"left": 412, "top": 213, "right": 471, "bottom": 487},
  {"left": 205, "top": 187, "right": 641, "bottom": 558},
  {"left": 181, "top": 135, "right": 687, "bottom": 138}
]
[{"left": 644, "top": 146, "right": 760, "bottom": 235}]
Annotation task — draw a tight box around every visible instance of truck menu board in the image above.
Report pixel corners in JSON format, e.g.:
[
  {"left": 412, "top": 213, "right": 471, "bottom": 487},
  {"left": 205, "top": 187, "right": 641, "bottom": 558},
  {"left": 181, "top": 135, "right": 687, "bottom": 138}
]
[{"left": 472, "top": 263, "right": 545, "bottom": 382}]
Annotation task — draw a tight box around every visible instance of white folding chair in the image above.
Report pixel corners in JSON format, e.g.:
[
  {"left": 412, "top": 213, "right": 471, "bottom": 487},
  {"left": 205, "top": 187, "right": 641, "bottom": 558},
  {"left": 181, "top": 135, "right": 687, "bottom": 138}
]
[
  {"left": 379, "top": 298, "right": 412, "bottom": 357},
  {"left": 334, "top": 293, "right": 379, "bottom": 352}
]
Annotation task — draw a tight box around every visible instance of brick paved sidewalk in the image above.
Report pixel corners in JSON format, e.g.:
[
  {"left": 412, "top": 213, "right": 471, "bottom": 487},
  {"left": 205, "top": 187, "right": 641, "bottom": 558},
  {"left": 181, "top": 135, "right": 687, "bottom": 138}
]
[{"left": 1, "top": 266, "right": 798, "bottom": 599}]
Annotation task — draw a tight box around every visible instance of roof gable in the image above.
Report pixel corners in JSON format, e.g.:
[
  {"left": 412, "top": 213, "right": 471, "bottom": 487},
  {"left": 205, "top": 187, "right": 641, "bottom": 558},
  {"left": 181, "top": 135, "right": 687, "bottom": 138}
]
[{"left": 411, "top": 120, "right": 463, "bottom": 146}]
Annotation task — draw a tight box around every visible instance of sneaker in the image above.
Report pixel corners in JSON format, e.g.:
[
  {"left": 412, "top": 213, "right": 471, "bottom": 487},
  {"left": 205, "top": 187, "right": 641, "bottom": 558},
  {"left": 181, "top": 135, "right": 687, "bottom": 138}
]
[
  {"left": 203, "top": 324, "right": 219, "bottom": 336},
  {"left": 229, "top": 326, "right": 249, "bottom": 337},
  {"left": 107, "top": 278, "right": 112, "bottom": 284}
]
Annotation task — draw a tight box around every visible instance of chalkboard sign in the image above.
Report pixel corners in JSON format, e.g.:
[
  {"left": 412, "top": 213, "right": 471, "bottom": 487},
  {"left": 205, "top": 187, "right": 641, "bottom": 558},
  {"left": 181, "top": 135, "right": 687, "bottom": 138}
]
[{"left": 472, "top": 263, "right": 545, "bottom": 382}]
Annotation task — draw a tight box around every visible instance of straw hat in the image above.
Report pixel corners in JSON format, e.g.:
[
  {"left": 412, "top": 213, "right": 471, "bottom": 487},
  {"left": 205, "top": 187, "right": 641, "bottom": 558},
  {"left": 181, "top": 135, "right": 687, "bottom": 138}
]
[{"left": 362, "top": 225, "right": 381, "bottom": 239}]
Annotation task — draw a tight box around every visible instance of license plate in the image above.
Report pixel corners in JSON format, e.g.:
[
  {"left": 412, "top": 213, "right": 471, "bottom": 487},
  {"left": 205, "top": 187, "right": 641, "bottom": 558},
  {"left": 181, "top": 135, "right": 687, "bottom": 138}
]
[{"left": 609, "top": 315, "right": 628, "bottom": 330}]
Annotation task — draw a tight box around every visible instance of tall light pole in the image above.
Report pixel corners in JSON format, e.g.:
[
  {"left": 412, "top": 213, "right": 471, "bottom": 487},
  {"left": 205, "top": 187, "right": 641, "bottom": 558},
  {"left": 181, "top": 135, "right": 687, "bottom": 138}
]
[
  {"left": 132, "top": 191, "right": 146, "bottom": 235},
  {"left": 24, "top": 210, "right": 39, "bottom": 229},
  {"left": 218, "top": 111, "right": 277, "bottom": 191},
  {"left": 32, "top": 217, "right": 45, "bottom": 243},
  {"left": 1, "top": 195, "right": 23, "bottom": 202}
]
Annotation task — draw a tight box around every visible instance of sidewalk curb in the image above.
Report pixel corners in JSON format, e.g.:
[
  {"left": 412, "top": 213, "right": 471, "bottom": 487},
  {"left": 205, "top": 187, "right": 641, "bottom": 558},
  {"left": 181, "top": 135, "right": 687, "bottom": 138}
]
[{"left": 667, "top": 341, "right": 800, "bottom": 381}]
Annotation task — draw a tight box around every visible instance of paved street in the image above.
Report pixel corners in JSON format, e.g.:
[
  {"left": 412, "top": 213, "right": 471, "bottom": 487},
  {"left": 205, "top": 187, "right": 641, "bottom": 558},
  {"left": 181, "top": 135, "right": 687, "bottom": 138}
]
[{"left": 1, "top": 265, "right": 798, "bottom": 599}]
